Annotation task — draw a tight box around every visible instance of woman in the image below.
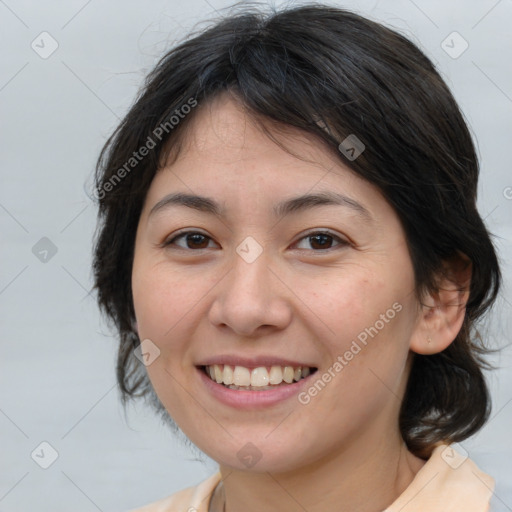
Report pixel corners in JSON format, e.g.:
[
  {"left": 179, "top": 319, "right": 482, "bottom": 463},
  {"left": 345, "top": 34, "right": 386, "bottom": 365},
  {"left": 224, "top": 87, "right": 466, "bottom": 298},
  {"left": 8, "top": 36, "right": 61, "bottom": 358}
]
[{"left": 92, "top": 4, "right": 502, "bottom": 511}]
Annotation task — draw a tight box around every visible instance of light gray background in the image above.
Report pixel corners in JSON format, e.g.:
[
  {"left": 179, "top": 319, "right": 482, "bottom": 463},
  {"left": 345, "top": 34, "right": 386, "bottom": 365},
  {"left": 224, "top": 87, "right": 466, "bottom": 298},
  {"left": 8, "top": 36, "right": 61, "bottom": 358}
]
[{"left": 1, "top": 0, "right": 511, "bottom": 511}]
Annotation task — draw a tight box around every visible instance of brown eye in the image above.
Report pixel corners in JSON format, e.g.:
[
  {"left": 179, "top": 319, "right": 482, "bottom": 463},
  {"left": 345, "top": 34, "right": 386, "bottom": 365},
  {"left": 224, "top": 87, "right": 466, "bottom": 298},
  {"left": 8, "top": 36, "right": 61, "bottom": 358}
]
[
  {"left": 164, "top": 231, "right": 216, "bottom": 250},
  {"left": 294, "top": 231, "right": 348, "bottom": 251}
]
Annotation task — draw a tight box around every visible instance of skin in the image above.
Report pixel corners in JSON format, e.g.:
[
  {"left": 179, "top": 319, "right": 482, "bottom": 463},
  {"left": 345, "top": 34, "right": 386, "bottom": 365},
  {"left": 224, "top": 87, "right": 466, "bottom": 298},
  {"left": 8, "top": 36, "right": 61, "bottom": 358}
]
[{"left": 131, "top": 92, "right": 468, "bottom": 512}]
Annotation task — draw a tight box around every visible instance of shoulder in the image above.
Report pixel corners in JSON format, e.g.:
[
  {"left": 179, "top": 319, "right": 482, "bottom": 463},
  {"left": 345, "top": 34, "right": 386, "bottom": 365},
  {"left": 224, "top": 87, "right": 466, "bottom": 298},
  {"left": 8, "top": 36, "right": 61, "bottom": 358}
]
[
  {"left": 128, "top": 471, "right": 221, "bottom": 512},
  {"left": 385, "top": 444, "right": 495, "bottom": 512},
  {"left": 128, "top": 487, "right": 195, "bottom": 512}
]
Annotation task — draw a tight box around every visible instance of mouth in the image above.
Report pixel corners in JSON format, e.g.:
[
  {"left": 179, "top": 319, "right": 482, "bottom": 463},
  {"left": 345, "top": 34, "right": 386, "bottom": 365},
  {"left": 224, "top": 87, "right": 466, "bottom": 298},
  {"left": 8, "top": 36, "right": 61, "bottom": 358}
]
[{"left": 199, "top": 364, "right": 318, "bottom": 391}]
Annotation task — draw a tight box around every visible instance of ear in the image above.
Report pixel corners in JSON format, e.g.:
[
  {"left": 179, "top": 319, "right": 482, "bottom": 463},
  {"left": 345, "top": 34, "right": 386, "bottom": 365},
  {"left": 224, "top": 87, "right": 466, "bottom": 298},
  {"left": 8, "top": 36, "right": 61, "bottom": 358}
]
[{"left": 410, "top": 252, "right": 472, "bottom": 355}]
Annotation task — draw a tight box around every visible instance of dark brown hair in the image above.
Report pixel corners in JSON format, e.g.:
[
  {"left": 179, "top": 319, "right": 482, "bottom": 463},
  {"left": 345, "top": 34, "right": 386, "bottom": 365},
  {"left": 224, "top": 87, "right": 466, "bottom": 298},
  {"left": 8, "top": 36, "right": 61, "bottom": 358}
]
[{"left": 91, "top": 3, "right": 501, "bottom": 457}]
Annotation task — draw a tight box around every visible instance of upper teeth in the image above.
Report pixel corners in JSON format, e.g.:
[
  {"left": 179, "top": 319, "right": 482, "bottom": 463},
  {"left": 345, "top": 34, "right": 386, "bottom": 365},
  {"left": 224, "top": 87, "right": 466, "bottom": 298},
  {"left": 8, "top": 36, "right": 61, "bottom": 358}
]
[{"left": 206, "top": 364, "right": 311, "bottom": 387}]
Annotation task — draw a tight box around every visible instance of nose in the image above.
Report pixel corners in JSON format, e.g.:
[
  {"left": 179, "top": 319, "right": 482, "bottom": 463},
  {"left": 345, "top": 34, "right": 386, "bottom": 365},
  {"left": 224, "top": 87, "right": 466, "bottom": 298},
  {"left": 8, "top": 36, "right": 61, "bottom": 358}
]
[{"left": 207, "top": 247, "right": 292, "bottom": 337}]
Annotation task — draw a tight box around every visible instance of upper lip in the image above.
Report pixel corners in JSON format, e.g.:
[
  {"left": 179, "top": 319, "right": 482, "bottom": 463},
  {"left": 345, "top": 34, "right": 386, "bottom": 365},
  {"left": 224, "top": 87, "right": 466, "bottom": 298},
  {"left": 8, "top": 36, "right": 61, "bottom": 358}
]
[{"left": 196, "top": 355, "right": 317, "bottom": 369}]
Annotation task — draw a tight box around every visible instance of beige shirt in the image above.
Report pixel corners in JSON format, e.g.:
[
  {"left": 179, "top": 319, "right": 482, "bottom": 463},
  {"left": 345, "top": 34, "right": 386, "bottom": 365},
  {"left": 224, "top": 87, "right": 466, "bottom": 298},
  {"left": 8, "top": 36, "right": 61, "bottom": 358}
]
[{"left": 129, "top": 444, "right": 495, "bottom": 512}]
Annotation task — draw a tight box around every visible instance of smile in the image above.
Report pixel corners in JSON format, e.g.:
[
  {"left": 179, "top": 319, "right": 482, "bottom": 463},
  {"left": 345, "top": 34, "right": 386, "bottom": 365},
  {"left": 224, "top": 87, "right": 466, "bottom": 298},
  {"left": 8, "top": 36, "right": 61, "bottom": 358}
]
[{"left": 201, "top": 364, "right": 317, "bottom": 390}]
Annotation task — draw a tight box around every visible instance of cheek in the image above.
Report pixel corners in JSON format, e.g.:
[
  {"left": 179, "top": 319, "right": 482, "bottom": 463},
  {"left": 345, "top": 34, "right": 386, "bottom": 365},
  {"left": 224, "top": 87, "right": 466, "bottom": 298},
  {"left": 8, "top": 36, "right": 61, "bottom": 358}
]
[
  {"left": 314, "top": 270, "right": 415, "bottom": 383},
  {"left": 316, "top": 274, "right": 393, "bottom": 339},
  {"left": 131, "top": 259, "right": 221, "bottom": 372},
  {"left": 131, "top": 262, "right": 202, "bottom": 420},
  {"left": 132, "top": 260, "right": 193, "bottom": 335}
]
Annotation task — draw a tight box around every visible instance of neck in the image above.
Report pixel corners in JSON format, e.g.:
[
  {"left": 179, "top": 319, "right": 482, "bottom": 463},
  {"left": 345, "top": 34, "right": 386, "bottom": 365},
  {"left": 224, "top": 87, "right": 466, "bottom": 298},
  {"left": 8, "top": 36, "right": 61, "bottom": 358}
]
[{"left": 219, "top": 432, "right": 425, "bottom": 512}]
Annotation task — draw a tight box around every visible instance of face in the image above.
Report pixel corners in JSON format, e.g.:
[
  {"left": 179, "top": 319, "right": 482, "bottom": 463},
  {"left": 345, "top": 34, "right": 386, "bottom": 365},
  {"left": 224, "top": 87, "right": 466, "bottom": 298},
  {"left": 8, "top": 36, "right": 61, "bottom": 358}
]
[{"left": 131, "top": 93, "right": 423, "bottom": 473}]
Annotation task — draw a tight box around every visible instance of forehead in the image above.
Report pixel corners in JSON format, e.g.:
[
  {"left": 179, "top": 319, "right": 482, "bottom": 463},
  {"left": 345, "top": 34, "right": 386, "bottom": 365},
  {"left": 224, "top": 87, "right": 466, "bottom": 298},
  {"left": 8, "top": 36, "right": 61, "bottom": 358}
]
[
  {"left": 163, "top": 92, "right": 340, "bottom": 173},
  {"left": 143, "top": 92, "right": 393, "bottom": 226}
]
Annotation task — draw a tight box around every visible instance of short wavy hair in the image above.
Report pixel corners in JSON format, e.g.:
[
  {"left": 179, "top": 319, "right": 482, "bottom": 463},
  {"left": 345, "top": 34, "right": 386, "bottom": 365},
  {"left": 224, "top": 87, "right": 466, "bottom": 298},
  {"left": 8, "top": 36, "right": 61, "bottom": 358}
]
[{"left": 92, "top": 3, "right": 501, "bottom": 457}]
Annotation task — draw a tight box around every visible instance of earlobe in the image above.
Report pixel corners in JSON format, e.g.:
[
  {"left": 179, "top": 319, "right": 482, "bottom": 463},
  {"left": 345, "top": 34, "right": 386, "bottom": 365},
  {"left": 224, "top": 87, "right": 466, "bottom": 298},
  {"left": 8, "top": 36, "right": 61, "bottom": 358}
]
[{"left": 410, "top": 253, "right": 472, "bottom": 355}]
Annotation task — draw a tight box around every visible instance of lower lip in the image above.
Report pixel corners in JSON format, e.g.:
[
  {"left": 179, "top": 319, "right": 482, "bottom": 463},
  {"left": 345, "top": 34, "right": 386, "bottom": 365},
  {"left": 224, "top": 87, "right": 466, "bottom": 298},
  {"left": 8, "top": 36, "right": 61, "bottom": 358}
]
[{"left": 197, "top": 367, "right": 314, "bottom": 409}]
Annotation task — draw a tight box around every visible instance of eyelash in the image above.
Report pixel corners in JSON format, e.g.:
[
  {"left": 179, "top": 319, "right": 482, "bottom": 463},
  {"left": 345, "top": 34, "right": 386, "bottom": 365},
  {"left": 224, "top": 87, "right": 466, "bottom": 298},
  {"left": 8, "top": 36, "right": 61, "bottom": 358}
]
[{"left": 161, "top": 230, "right": 349, "bottom": 252}]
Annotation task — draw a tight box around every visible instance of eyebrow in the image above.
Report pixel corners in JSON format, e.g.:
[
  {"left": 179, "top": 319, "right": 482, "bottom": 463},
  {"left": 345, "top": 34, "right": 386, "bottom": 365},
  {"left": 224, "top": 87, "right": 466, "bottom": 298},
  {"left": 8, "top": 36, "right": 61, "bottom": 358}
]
[{"left": 148, "top": 191, "right": 372, "bottom": 221}]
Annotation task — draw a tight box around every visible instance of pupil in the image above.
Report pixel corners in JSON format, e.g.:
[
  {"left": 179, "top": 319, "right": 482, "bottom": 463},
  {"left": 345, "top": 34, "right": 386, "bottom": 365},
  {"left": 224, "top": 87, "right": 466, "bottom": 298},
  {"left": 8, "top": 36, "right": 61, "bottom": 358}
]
[
  {"left": 188, "top": 234, "right": 208, "bottom": 249},
  {"left": 311, "top": 234, "right": 331, "bottom": 249}
]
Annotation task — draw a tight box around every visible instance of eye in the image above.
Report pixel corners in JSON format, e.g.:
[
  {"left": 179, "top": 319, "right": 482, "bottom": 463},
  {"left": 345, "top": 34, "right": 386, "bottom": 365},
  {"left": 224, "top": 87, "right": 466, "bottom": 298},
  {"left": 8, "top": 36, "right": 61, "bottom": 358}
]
[
  {"left": 293, "top": 231, "right": 348, "bottom": 251},
  {"left": 161, "top": 229, "right": 348, "bottom": 252},
  {"left": 163, "top": 231, "right": 217, "bottom": 250}
]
